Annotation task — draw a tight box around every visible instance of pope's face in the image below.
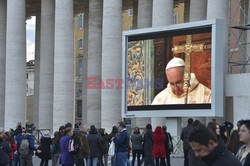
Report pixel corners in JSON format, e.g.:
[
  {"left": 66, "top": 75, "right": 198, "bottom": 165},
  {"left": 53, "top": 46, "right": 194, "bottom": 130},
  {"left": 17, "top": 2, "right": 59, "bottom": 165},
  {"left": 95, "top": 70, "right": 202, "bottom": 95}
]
[
  {"left": 239, "top": 124, "right": 250, "bottom": 144},
  {"left": 166, "top": 67, "right": 184, "bottom": 96}
]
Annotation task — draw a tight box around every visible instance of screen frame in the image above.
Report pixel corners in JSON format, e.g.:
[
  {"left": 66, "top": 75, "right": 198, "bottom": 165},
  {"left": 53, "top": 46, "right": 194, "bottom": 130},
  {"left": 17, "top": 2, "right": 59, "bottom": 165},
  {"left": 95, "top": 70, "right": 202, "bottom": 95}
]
[{"left": 122, "top": 19, "right": 224, "bottom": 118}]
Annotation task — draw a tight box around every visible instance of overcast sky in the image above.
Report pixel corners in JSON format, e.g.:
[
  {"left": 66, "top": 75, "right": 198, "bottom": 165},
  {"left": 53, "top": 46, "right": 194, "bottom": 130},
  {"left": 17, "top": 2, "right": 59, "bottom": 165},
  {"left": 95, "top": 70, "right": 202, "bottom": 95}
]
[{"left": 26, "top": 16, "right": 36, "bottom": 62}]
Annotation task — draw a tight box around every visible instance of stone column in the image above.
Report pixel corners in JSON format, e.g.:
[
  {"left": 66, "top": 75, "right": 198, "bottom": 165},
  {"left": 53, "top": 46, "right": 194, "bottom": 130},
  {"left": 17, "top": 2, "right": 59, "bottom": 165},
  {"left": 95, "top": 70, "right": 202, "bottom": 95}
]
[
  {"left": 133, "top": 0, "right": 153, "bottom": 129},
  {"left": 207, "top": 0, "right": 229, "bottom": 22},
  {"left": 184, "top": 0, "right": 190, "bottom": 22},
  {"left": 247, "top": 1, "right": 250, "bottom": 72},
  {"left": 101, "top": 0, "right": 122, "bottom": 132},
  {"left": 86, "top": 0, "right": 103, "bottom": 128},
  {"left": 190, "top": 0, "right": 207, "bottom": 22},
  {"left": 82, "top": 2, "right": 89, "bottom": 126},
  {"left": 33, "top": 12, "right": 41, "bottom": 128},
  {"left": 207, "top": 0, "right": 228, "bottom": 123},
  {"left": 137, "top": 0, "right": 152, "bottom": 28},
  {"left": 53, "top": 0, "right": 74, "bottom": 132},
  {"left": 5, "top": 0, "right": 26, "bottom": 130},
  {"left": 151, "top": 0, "right": 174, "bottom": 129},
  {"left": 152, "top": 0, "right": 173, "bottom": 26},
  {"left": 132, "top": 0, "right": 138, "bottom": 29},
  {"left": 0, "top": 0, "right": 6, "bottom": 127},
  {"left": 39, "top": 0, "right": 55, "bottom": 131},
  {"left": 188, "top": 0, "right": 207, "bottom": 124}
]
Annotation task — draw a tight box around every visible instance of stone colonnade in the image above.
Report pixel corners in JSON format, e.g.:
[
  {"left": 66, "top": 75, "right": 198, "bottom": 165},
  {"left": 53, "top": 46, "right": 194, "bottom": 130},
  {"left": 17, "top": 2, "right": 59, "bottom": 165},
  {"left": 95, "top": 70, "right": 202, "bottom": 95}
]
[{"left": 0, "top": 0, "right": 230, "bottom": 133}]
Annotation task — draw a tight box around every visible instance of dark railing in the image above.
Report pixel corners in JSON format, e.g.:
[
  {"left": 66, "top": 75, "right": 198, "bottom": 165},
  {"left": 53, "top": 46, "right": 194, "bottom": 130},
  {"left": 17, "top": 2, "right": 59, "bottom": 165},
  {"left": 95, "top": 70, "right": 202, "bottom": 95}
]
[{"left": 32, "top": 129, "right": 50, "bottom": 144}]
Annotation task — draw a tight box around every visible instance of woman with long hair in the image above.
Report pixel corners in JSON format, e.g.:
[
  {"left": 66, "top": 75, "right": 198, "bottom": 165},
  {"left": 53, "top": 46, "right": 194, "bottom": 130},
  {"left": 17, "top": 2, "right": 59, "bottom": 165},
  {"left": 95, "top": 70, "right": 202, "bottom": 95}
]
[{"left": 207, "top": 122, "right": 223, "bottom": 143}]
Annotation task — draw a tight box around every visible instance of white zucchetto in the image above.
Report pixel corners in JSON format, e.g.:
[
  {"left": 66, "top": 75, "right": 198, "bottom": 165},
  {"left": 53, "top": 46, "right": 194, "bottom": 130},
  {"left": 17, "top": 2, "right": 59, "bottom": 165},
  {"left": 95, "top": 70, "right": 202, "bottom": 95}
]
[{"left": 165, "top": 57, "right": 185, "bottom": 70}]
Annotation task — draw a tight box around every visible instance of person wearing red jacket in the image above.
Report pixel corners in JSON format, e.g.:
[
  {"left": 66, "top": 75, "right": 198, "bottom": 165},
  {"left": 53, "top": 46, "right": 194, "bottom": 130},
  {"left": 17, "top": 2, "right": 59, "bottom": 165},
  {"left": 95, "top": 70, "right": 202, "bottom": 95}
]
[
  {"left": 152, "top": 126, "right": 166, "bottom": 166},
  {"left": 5, "top": 132, "right": 17, "bottom": 166}
]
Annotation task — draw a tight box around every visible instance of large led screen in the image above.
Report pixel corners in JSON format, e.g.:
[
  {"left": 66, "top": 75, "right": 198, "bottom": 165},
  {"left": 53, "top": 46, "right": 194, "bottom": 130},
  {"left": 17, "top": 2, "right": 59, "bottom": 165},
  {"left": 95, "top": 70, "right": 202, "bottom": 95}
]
[{"left": 122, "top": 19, "right": 224, "bottom": 118}]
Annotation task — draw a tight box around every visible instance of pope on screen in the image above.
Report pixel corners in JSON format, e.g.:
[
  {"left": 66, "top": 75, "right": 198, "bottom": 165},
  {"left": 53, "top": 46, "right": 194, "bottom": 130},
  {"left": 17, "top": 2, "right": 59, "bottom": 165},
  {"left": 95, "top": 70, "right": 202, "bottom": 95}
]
[{"left": 152, "top": 57, "right": 211, "bottom": 104}]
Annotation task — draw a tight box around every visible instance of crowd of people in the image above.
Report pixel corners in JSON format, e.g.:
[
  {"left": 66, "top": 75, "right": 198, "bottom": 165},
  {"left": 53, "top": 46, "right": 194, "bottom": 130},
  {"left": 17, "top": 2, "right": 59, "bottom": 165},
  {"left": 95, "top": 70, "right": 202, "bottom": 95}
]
[
  {"left": 180, "top": 118, "right": 250, "bottom": 166},
  {"left": 1, "top": 118, "right": 250, "bottom": 166},
  {"left": 0, "top": 121, "right": 173, "bottom": 166}
]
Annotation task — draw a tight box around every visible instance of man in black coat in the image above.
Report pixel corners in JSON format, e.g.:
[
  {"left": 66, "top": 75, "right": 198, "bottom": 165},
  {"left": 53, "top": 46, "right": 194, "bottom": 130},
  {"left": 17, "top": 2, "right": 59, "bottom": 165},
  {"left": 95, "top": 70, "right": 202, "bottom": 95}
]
[
  {"left": 162, "top": 125, "right": 173, "bottom": 166},
  {"left": 181, "top": 118, "right": 193, "bottom": 166},
  {"left": 188, "top": 125, "right": 241, "bottom": 166},
  {"left": 143, "top": 124, "right": 155, "bottom": 166}
]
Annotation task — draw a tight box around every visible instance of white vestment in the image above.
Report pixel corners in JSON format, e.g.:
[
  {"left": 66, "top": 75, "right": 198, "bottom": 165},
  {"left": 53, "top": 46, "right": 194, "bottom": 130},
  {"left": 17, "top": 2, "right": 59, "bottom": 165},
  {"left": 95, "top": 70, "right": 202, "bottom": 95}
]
[{"left": 152, "top": 73, "right": 211, "bottom": 104}]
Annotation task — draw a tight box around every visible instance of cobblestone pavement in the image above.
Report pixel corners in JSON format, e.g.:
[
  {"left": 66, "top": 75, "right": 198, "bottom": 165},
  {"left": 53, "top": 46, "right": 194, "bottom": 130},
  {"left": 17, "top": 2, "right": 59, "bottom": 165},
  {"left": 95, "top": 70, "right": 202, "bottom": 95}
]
[{"left": 33, "top": 156, "right": 184, "bottom": 166}]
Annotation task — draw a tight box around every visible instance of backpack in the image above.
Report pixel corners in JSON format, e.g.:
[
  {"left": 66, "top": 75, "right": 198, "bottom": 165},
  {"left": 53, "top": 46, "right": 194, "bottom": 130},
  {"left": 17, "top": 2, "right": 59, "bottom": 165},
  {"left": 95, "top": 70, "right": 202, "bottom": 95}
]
[
  {"left": 19, "top": 136, "right": 29, "bottom": 156},
  {"left": 69, "top": 134, "right": 81, "bottom": 155}
]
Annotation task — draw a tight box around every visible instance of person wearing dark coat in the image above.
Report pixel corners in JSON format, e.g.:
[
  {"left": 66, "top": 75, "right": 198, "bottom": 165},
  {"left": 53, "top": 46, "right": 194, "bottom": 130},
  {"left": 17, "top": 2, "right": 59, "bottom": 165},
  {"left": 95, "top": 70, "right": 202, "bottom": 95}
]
[
  {"left": 143, "top": 124, "right": 155, "bottom": 166},
  {"left": 189, "top": 125, "right": 241, "bottom": 166},
  {"left": 152, "top": 126, "right": 166, "bottom": 166},
  {"left": 130, "top": 127, "right": 143, "bottom": 166},
  {"left": 162, "top": 126, "right": 172, "bottom": 166},
  {"left": 236, "top": 120, "right": 250, "bottom": 166},
  {"left": 39, "top": 130, "right": 52, "bottom": 166},
  {"left": 0, "top": 134, "right": 12, "bottom": 166},
  {"left": 51, "top": 126, "right": 65, "bottom": 166},
  {"left": 180, "top": 118, "right": 193, "bottom": 166},
  {"left": 113, "top": 121, "right": 130, "bottom": 166},
  {"left": 74, "top": 125, "right": 90, "bottom": 166},
  {"left": 98, "top": 128, "right": 109, "bottom": 166},
  {"left": 227, "top": 119, "right": 244, "bottom": 155},
  {"left": 187, "top": 120, "right": 204, "bottom": 166},
  {"left": 87, "top": 125, "right": 102, "bottom": 166}
]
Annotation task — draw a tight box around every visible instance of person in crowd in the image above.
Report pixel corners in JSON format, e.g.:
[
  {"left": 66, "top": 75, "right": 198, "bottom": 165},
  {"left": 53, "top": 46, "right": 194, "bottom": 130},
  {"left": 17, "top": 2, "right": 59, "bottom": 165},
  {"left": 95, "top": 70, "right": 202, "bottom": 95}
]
[
  {"left": 130, "top": 127, "right": 143, "bottom": 166},
  {"left": 98, "top": 128, "right": 109, "bottom": 166},
  {"left": 39, "top": 130, "right": 52, "bottom": 166},
  {"left": 180, "top": 118, "right": 193, "bottom": 166},
  {"left": 143, "top": 124, "right": 155, "bottom": 166},
  {"left": 0, "top": 133, "right": 12, "bottom": 166},
  {"left": 113, "top": 121, "right": 130, "bottom": 166},
  {"left": 152, "top": 126, "right": 166, "bottom": 166},
  {"left": 13, "top": 124, "right": 23, "bottom": 166},
  {"left": 87, "top": 125, "right": 102, "bottom": 166},
  {"left": 236, "top": 120, "right": 250, "bottom": 166},
  {"left": 207, "top": 121, "right": 223, "bottom": 144},
  {"left": 219, "top": 121, "right": 234, "bottom": 144},
  {"left": 14, "top": 123, "right": 22, "bottom": 137},
  {"left": 152, "top": 57, "right": 211, "bottom": 104},
  {"left": 51, "top": 131, "right": 59, "bottom": 166},
  {"left": 227, "top": 119, "right": 244, "bottom": 154},
  {"left": 60, "top": 123, "right": 74, "bottom": 166},
  {"left": 5, "top": 131, "right": 17, "bottom": 166},
  {"left": 189, "top": 125, "right": 241, "bottom": 166},
  {"left": 187, "top": 120, "right": 204, "bottom": 166},
  {"left": 74, "top": 124, "right": 89, "bottom": 166},
  {"left": 162, "top": 126, "right": 172, "bottom": 166},
  {"left": 108, "top": 126, "right": 118, "bottom": 166},
  {"left": 15, "top": 127, "right": 37, "bottom": 166},
  {"left": 51, "top": 126, "right": 64, "bottom": 166}
]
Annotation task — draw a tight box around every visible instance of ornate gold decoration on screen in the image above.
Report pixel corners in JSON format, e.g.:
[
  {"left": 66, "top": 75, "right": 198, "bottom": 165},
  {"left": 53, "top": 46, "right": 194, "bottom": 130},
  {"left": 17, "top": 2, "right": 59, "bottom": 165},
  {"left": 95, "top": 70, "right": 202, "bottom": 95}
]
[
  {"left": 172, "top": 35, "right": 206, "bottom": 104},
  {"left": 127, "top": 41, "right": 145, "bottom": 105}
]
